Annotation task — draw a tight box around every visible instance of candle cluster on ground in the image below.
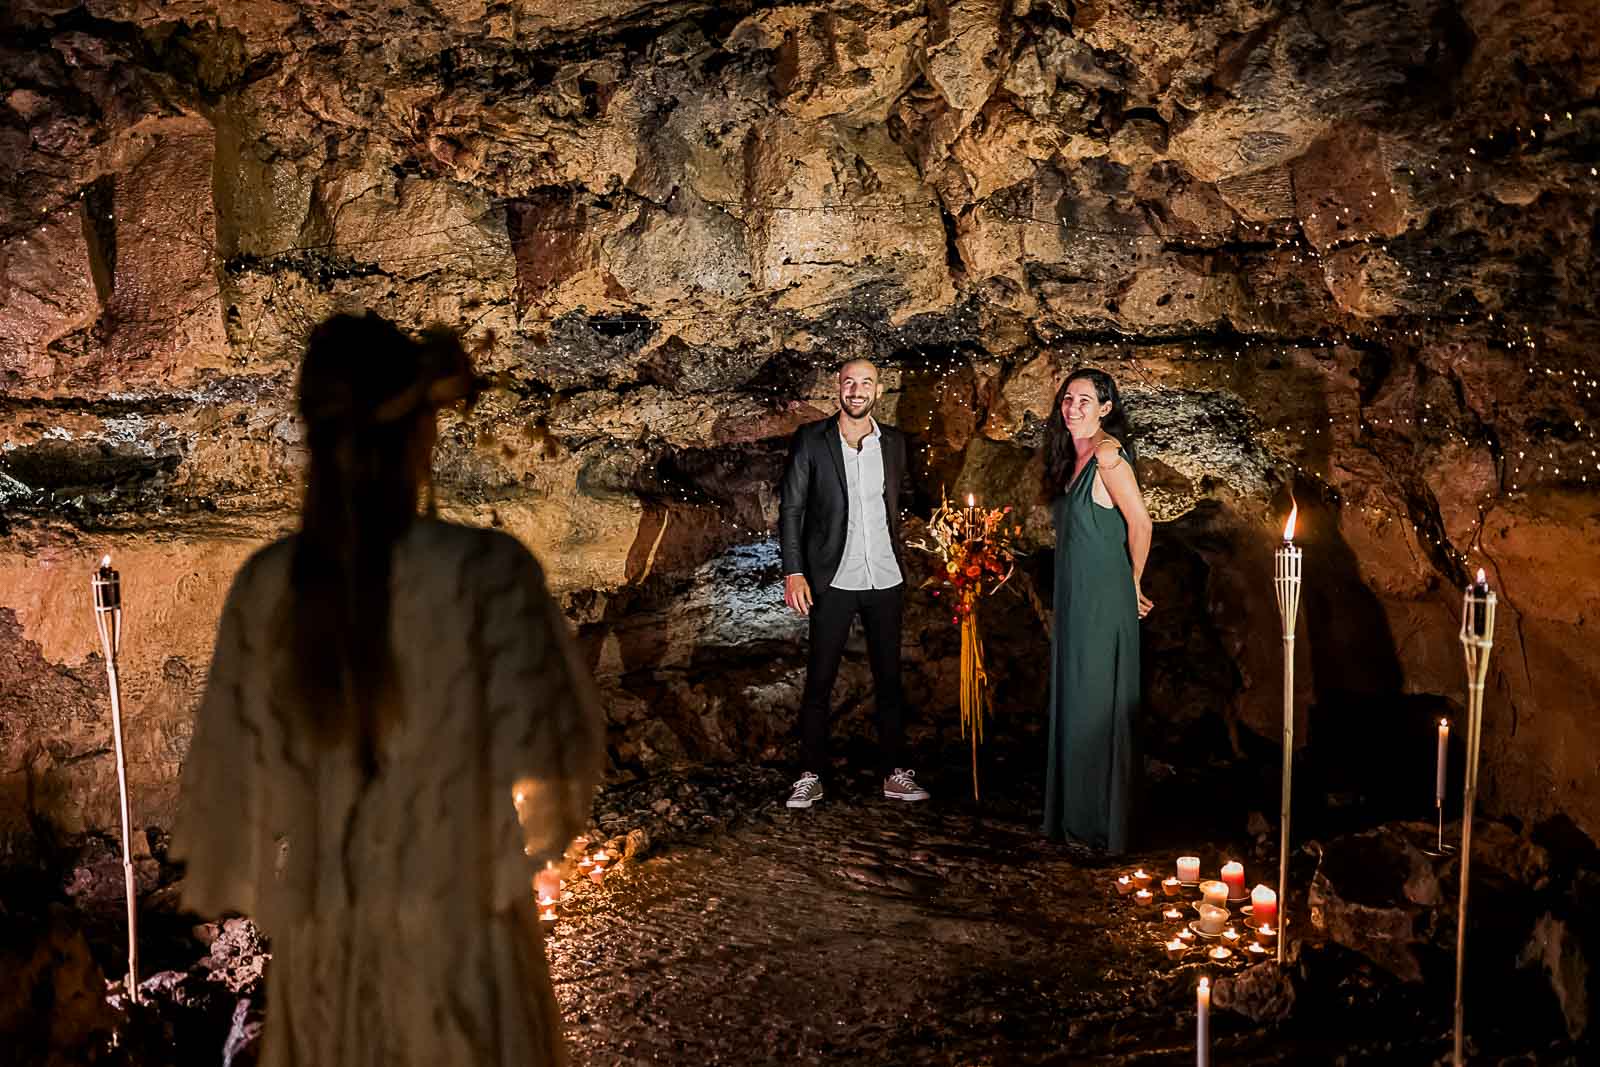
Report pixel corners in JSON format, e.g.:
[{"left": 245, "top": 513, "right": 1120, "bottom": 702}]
[
  {"left": 534, "top": 838, "right": 622, "bottom": 927},
  {"left": 1109, "top": 855, "right": 1273, "bottom": 971}
]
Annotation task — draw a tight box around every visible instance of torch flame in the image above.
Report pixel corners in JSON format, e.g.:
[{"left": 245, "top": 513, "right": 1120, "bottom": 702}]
[{"left": 1282, "top": 501, "right": 1297, "bottom": 542}]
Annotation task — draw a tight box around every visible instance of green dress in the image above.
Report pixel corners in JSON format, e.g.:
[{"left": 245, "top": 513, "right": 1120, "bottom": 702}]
[{"left": 1044, "top": 448, "right": 1140, "bottom": 853}]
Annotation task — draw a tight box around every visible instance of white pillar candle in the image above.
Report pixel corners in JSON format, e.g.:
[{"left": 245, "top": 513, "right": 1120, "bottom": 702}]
[
  {"left": 1200, "top": 880, "right": 1229, "bottom": 908},
  {"left": 1197, "top": 977, "right": 1211, "bottom": 1067},
  {"left": 1177, "top": 856, "right": 1201, "bottom": 882}
]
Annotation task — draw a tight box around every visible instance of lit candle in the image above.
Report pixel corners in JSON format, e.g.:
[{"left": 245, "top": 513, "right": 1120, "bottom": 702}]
[
  {"left": 588, "top": 865, "right": 607, "bottom": 884},
  {"left": 1220, "top": 861, "right": 1246, "bottom": 899},
  {"left": 1436, "top": 718, "right": 1449, "bottom": 807},
  {"left": 1163, "top": 907, "right": 1184, "bottom": 922},
  {"left": 1177, "top": 856, "right": 1201, "bottom": 883},
  {"left": 1208, "top": 946, "right": 1233, "bottom": 961},
  {"left": 1199, "top": 880, "right": 1229, "bottom": 908},
  {"left": 1134, "top": 889, "right": 1154, "bottom": 910},
  {"left": 1250, "top": 884, "right": 1278, "bottom": 927},
  {"left": 1222, "top": 927, "right": 1240, "bottom": 945},
  {"left": 1177, "top": 927, "right": 1196, "bottom": 943},
  {"left": 1197, "top": 977, "right": 1211, "bottom": 1067},
  {"left": 1162, "top": 877, "right": 1182, "bottom": 897},
  {"left": 539, "top": 905, "right": 556, "bottom": 923},
  {"left": 1115, "top": 875, "right": 1134, "bottom": 895},
  {"left": 1132, "top": 869, "right": 1153, "bottom": 889},
  {"left": 1257, "top": 923, "right": 1278, "bottom": 947},
  {"left": 965, "top": 493, "right": 977, "bottom": 533},
  {"left": 1247, "top": 941, "right": 1267, "bottom": 957},
  {"left": 1166, "top": 938, "right": 1187, "bottom": 960},
  {"left": 535, "top": 862, "right": 562, "bottom": 902}
]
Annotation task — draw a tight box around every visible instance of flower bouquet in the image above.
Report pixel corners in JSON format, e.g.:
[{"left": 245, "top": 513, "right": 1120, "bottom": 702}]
[{"left": 910, "top": 493, "right": 1021, "bottom": 800}]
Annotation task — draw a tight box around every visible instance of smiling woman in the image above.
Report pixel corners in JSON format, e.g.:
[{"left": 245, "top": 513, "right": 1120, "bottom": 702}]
[{"left": 1040, "top": 368, "right": 1153, "bottom": 855}]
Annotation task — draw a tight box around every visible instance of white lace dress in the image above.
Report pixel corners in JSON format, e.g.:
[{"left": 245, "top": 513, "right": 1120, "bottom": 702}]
[{"left": 172, "top": 520, "right": 604, "bottom": 1067}]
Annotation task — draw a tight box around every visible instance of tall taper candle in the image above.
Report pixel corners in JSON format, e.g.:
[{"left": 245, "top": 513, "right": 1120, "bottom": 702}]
[
  {"left": 1197, "top": 976, "right": 1211, "bottom": 1067},
  {"left": 1436, "top": 718, "right": 1448, "bottom": 806}
]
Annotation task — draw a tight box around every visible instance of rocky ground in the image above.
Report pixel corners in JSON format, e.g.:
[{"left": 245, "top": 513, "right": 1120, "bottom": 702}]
[{"left": 5, "top": 733, "right": 1596, "bottom": 1064}]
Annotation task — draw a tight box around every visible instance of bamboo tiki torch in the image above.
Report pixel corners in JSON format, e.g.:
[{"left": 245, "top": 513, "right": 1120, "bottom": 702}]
[
  {"left": 1273, "top": 503, "right": 1303, "bottom": 966},
  {"left": 1453, "top": 569, "right": 1496, "bottom": 1066},
  {"left": 92, "top": 555, "right": 140, "bottom": 1003}
]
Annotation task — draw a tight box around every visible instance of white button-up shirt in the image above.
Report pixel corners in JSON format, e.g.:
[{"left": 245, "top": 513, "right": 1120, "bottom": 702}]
[{"left": 831, "top": 419, "right": 903, "bottom": 590}]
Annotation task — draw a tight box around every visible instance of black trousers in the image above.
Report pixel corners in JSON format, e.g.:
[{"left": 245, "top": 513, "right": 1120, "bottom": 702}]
[{"left": 799, "top": 584, "right": 905, "bottom": 778}]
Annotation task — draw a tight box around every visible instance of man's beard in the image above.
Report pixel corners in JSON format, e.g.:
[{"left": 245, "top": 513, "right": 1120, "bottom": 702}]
[{"left": 841, "top": 394, "right": 875, "bottom": 417}]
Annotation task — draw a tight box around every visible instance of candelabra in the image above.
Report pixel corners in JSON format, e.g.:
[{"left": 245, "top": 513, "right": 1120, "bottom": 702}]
[
  {"left": 1453, "top": 572, "right": 1496, "bottom": 1066},
  {"left": 1272, "top": 507, "right": 1302, "bottom": 965},
  {"left": 92, "top": 556, "right": 140, "bottom": 1003}
]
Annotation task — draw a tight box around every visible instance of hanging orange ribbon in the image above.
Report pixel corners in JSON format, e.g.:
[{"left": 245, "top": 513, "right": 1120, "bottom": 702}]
[{"left": 958, "top": 592, "right": 989, "bottom": 801}]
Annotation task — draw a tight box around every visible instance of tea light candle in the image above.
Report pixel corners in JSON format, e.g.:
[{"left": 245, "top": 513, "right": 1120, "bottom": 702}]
[
  {"left": 1199, "top": 880, "right": 1229, "bottom": 908},
  {"left": 1177, "top": 856, "right": 1201, "bottom": 882},
  {"left": 1178, "top": 927, "right": 1196, "bottom": 943},
  {"left": 1222, "top": 927, "right": 1241, "bottom": 944},
  {"left": 1220, "top": 861, "right": 1246, "bottom": 899},
  {"left": 588, "top": 865, "right": 607, "bottom": 884},
  {"left": 1256, "top": 923, "right": 1278, "bottom": 947},
  {"left": 1115, "top": 875, "right": 1134, "bottom": 895},
  {"left": 539, "top": 906, "right": 556, "bottom": 923},
  {"left": 1197, "top": 977, "right": 1211, "bottom": 1066},
  {"left": 1163, "top": 907, "right": 1184, "bottom": 922},
  {"left": 578, "top": 856, "right": 594, "bottom": 872},
  {"left": 1208, "top": 945, "right": 1233, "bottom": 961},
  {"left": 1247, "top": 941, "right": 1267, "bottom": 957},
  {"left": 1250, "top": 884, "right": 1278, "bottom": 926},
  {"left": 1135, "top": 888, "right": 1154, "bottom": 907},
  {"left": 1132, "top": 869, "right": 1153, "bottom": 890},
  {"left": 1162, "top": 876, "right": 1182, "bottom": 897},
  {"left": 1166, "top": 938, "right": 1187, "bottom": 960}
]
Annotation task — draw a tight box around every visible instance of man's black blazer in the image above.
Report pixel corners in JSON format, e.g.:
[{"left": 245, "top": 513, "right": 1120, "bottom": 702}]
[{"left": 779, "top": 414, "right": 915, "bottom": 592}]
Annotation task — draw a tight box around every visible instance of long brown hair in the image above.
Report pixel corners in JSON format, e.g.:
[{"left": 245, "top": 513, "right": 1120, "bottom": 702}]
[
  {"left": 1042, "top": 367, "right": 1136, "bottom": 499},
  {"left": 288, "top": 312, "right": 481, "bottom": 776}
]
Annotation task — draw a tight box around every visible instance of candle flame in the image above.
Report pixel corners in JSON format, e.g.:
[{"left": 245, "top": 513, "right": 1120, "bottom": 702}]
[
  {"left": 1440, "top": 718, "right": 1449, "bottom": 728},
  {"left": 966, "top": 493, "right": 975, "bottom": 507},
  {"left": 1475, "top": 567, "right": 1486, "bottom": 584},
  {"left": 1198, "top": 977, "right": 1210, "bottom": 992},
  {"left": 1282, "top": 501, "right": 1297, "bottom": 541},
  {"left": 100, "top": 554, "right": 112, "bottom": 568}
]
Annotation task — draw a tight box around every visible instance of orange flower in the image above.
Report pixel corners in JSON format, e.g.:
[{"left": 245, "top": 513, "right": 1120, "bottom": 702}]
[{"left": 965, "top": 564, "right": 982, "bottom": 577}]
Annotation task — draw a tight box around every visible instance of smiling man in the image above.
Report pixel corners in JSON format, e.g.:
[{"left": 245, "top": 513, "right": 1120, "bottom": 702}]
[{"left": 778, "top": 358, "right": 930, "bottom": 810}]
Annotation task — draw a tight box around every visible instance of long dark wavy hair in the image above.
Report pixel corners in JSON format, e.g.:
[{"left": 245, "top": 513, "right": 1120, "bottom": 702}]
[
  {"left": 1042, "top": 367, "right": 1136, "bottom": 499},
  {"left": 287, "top": 312, "right": 481, "bottom": 776}
]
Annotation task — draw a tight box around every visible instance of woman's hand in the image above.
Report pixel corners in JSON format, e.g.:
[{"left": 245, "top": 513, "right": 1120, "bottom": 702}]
[{"left": 1135, "top": 580, "right": 1153, "bottom": 619}]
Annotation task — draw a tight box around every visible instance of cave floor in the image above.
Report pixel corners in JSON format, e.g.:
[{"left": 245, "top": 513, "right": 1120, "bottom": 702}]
[{"left": 548, "top": 763, "right": 1471, "bottom": 1066}]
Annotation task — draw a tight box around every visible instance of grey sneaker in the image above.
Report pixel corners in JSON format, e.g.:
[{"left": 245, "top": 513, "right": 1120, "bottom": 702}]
[
  {"left": 883, "top": 768, "right": 930, "bottom": 802},
  {"left": 786, "top": 772, "right": 824, "bottom": 809}
]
